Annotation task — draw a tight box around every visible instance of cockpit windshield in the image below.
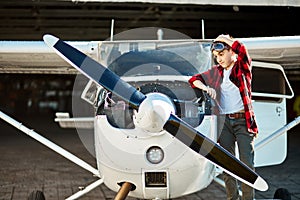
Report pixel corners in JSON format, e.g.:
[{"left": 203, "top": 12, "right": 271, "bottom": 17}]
[{"left": 99, "top": 40, "right": 212, "bottom": 77}]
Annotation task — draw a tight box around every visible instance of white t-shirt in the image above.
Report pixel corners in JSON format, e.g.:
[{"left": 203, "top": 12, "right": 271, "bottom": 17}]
[{"left": 219, "top": 67, "right": 244, "bottom": 114}]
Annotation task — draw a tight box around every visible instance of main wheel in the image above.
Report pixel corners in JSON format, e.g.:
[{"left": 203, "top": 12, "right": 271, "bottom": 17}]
[
  {"left": 28, "top": 190, "right": 45, "bottom": 200},
  {"left": 273, "top": 188, "right": 291, "bottom": 200}
]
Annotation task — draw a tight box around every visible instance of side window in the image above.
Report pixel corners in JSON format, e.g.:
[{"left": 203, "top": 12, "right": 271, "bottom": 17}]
[{"left": 252, "top": 62, "right": 294, "bottom": 102}]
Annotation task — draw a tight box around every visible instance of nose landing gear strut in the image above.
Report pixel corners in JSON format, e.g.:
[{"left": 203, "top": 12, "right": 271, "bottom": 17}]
[{"left": 114, "top": 182, "right": 135, "bottom": 200}]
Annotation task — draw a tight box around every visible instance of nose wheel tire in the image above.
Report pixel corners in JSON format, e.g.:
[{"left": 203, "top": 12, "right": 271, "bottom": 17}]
[{"left": 28, "top": 190, "right": 45, "bottom": 200}]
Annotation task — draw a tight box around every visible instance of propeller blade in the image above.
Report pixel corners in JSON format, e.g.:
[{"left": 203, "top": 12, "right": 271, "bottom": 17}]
[
  {"left": 164, "top": 113, "right": 268, "bottom": 191},
  {"left": 43, "top": 34, "right": 268, "bottom": 192},
  {"left": 43, "top": 34, "right": 145, "bottom": 109}
]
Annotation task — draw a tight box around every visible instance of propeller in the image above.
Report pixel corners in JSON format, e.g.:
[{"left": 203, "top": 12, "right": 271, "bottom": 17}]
[{"left": 43, "top": 34, "right": 268, "bottom": 191}]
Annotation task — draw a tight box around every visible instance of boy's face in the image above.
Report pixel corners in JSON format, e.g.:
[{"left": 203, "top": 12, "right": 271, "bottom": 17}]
[{"left": 212, "top": 49, "right": 236, "bottom": 70}]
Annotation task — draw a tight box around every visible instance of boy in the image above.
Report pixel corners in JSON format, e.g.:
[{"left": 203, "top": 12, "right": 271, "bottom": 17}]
[{"left": 189, "top": 34, "right": 258, "bottom": 200}]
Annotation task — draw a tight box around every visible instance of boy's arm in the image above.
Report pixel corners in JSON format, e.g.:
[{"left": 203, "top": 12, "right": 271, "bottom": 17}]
[
  {"left": 215, "top": 34, "right": 251, "bottom": 70},
  {"left": 189, "top": 78, "right": 217, "bottom": 99}
]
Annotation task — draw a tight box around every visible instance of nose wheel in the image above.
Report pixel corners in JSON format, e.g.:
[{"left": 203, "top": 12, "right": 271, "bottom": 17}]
[{"left": 28, "top": 190, "right": 45, "bottom": 200}]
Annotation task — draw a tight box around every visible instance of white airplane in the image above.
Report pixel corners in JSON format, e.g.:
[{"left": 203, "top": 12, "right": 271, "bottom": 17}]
[{"left": 0, "top": 27, "right": 300, "bottom": 200}]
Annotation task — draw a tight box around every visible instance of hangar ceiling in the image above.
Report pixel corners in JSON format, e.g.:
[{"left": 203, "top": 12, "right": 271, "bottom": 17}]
[{"left": 1, "top": 0, "right": 300, "bottom": 41}]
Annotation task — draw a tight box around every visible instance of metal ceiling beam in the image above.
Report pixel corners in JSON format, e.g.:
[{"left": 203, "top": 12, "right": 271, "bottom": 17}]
[{"left": 69, "top": 0, "right": 300, "bottom": 7}]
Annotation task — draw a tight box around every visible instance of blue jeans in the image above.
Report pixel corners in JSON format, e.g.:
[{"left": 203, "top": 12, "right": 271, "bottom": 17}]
[{"left": 218, "top": 115, "right": 255, "bottom": 200}]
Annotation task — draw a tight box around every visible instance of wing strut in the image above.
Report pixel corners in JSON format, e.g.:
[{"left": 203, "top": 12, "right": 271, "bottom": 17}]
[
  {"left": 0, "top": 110, "right": 100, "bottom": 177},
  {"left": 65, "top": 179, "right": 104, "bottom": 200},
  {"left": 255, "top": 116, "right": 300, "bottom": 150}
]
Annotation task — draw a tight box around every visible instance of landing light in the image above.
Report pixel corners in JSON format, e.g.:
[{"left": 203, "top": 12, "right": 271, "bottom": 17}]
[{"left": 146, "top": 146, "right": 164, "bottom": 164}]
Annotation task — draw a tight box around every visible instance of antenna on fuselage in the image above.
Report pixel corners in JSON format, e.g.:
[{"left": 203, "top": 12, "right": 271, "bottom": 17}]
[
  {"left": 157, "top": 28, "right": 163, "bottom": 40},
  {"left": 110, "top": 19, "right": 114, "bottom": 41},
  {"left": 201, "top": 19, "right": 205, "bottom": 39}
]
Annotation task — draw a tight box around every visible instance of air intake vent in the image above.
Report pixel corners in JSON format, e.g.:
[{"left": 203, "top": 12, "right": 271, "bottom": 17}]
[{"left": 145, "top": 172, "right": 167, "bottom": 187}]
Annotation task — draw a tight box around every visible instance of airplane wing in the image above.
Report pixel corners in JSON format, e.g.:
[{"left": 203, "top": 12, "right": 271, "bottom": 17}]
[
  {"left": 0, "top": 40, "right": 99, "bottom": 74},
  {"left": 1, "top": 36, "right": 300, "bottom": 74},
  {"left": 241, "top": 36, "right": 300, "bottom": 69}
]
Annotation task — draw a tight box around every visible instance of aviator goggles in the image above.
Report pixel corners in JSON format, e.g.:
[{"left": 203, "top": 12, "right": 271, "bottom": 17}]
[{"left": 210, "top": 42, "right": 230, "bottom": 52}]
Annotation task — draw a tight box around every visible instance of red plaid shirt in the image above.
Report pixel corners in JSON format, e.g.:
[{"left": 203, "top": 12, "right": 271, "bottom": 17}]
[{"left": 189, "top": 41, "right": 258, "bottom": 134}]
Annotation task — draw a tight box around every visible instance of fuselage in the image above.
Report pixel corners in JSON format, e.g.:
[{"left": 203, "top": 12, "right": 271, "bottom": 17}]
[{"left": 93, "top": 76, "right": 218, "bottom": 199}]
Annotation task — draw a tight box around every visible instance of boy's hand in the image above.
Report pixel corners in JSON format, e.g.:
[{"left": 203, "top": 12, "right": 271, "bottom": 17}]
[
  {"left": 214, "top": 34, "right": 235, "bottom": 47},
  {"left": 205, "top": 86, "right": 217, "bottom": 100}
]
